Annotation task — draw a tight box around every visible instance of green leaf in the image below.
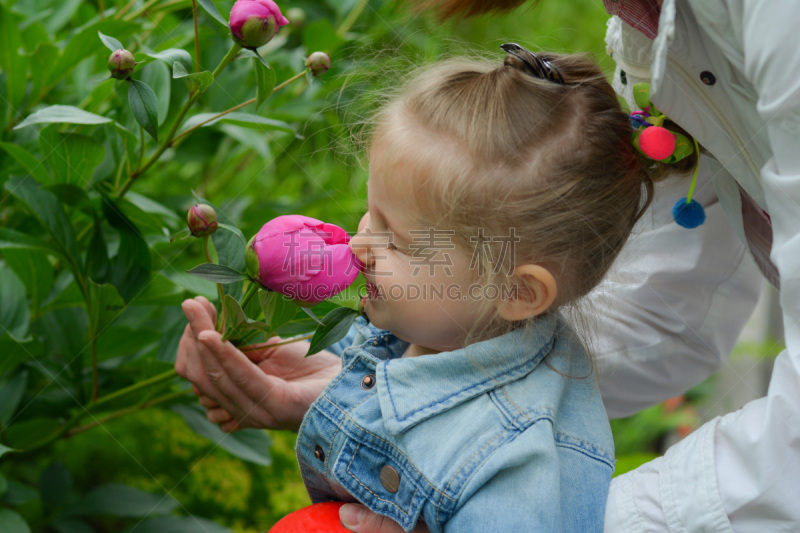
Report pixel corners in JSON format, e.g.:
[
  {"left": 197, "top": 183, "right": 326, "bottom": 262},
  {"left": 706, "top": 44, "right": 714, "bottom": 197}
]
[
  {"left": 260, "top": 291, "right": 297, "bottom": 332},
  {"left": 126, "top": 192, "right": 181, "bottom": 226},
  {"left": 24, "top": 41, "right": 59, "bottom": 113},
  {"left": 0, "top": 370, "right": 27, "bottom": 426},
  {"left": 186, "top": 263, "right": 248, "bottom": 284},
  {"left": 43, "top": 0, "right": 82, "bottom": 34},
  {"left": 169, "top": 228, "right": 192, "bottom": 243},
  {"left": 172, "top": 404, "right": 272, "bottom": 466},
  {"left": 4, "top": 417, "right": 58, "bottom": 449},
  {"left": 180, "top": 112, "right": 295, "bottom": 134},
  {"left": 52, "top": 519, "right": 94, "bottom": 533},
  {"left": 97, "top": 30, "right": 123, "bottom": 52},
  {"left": 38, "top": 126, "right": 105, "bottom": 187},
  {"left": 146, "top": 48, "right": 192, "bottom": 73},
  {"left": 4, "top": 176, "right": 80, "bottom": 269},
  {"left": 102, "top": 200, "right": 152, "bottom": 303},
  {"left": 14, "top": 105, "right": 112, "bottom": 130},
  {"left": 67, "top": 484, "right": 178, "bottom": 517},
  {"left": 197, "top": 0, "right": 229, "bottom": 27},
  {"left": 85, "top": 219, "right": 109, "bottom": 282},
  {"left": 0, "top": 4, "right": 27, "bottom": 123},
  {"left": 0, "top": 444, "right": 17, "bottom": 457},
  {"left": 127, "top": 79, "right": 159, "bottom": 142},
  {"left": 88, "top": 280, "right": 126, "bottom": 335},
  {"left": 221, "top": 294, "right": 270, "bottom": 341},
  {"left": 171, "top": 62, "right": 214, "bottom": 91},
  {"left": 45, "top": 184, "right": 93, "bottom": 214},
  {"left": 39, "top": 462, "right": 74, "bottom": 510},
  {"left": 0, "top": 509, "right": 30, "bottom": 533},
  {"left": 0, "top": 472, "right": 6, "bottom": 497},
  {"left": 140, "top": 59, "right": 171, "bottom": 125},
  {"left": 129, "top": 273, "right": 186, "bottom": 306},
  {"left": 254, "top": 58, "right": 276, "bottom": 111},
  {"left": 0, "top": 267, "right": 31, "bottom": 343},
  {"left": 307, "top": 306, "right": 359, "bottom": 356},
  {"left": 0, "top": 142, "right": 51, "bottom": 185},
  {"left": 128, "top": 516, "right": 231, "bottom": 533},
  {"left": 0, "top": 228, "right": 61, "bottom": 257},
  {"left": 3, "top": 249, "right": 54, "bottom": 311}
]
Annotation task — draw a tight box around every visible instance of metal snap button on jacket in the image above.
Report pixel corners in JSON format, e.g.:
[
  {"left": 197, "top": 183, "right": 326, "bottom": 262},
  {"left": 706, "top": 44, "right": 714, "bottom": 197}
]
[
  {"left": 700, "top": 71, "right": 716, "bottom": 85},
  {"left": 380, "top": 465, "right": 400, "bottom": 493},
  {"left": 314, "top": 445, "right": 325, "bottom": 462},
  {"left": 361, "top": 374, "right": 376, "bottom": 390}
]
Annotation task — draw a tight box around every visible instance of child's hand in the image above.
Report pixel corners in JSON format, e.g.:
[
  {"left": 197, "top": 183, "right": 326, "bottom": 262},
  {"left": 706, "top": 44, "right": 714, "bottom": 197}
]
[
  {"left": 176, "top": 296, "right": 342, "bottom": 432},
  {"left": 339, "top": 504, "right": 430, "bottom": 533}
]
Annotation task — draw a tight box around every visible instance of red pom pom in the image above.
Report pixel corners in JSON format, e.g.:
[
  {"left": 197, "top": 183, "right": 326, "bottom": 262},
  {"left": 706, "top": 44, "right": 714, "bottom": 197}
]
[
  {"left": 639, "top": 126, "right": 676, "bottom": 160},
  {"left": 269, "top": 502, "right": 350, "bottom": 533}
]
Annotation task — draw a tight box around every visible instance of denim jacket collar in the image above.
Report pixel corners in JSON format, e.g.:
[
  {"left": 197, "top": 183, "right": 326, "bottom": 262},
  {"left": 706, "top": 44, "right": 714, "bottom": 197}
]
[{"left": 344, "top": 313, "right": 559, "bottom": 435}]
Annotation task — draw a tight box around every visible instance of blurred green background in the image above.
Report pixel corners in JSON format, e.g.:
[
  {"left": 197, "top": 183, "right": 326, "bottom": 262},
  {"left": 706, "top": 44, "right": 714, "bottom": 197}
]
[{"left": 0, "top": 1, "right": 646, "bottom": 531}]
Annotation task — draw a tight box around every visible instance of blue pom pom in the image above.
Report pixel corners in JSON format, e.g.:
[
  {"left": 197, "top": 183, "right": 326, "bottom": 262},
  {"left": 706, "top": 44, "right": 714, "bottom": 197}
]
[{"left": 672, "top": 198, "right": 706, "bottom": 228}]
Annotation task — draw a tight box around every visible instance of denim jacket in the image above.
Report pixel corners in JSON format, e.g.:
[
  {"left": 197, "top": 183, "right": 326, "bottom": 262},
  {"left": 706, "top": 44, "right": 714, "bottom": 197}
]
[{"left": 296, "top": 313, "right": 614, "bottom": 533}]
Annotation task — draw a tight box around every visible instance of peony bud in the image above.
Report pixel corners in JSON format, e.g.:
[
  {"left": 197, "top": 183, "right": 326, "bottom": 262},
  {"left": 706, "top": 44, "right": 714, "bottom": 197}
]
[
  {"left": 245, "top": 215, "right": 361, "bottom": 305},
  {"left": 229, "top": 0, "right": 289, "bottom": 50},
  {"left": 187, "top": 204, "right": 218, "bottom": 237},
  {"left": 305, "top": 52, "right": 331, "bottom": 77},
  {"left": 108, "top": 49, "right": 136, "bottom": 80}
]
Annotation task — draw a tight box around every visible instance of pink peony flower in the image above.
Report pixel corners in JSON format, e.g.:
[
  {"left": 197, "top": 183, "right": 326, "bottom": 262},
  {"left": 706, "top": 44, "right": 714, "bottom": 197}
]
[
  {"left": 245, "top": 215, "right": 361, "bottom": 304},
  {"left": 229, "top": 0, "right": 289, "bottom": 49}
]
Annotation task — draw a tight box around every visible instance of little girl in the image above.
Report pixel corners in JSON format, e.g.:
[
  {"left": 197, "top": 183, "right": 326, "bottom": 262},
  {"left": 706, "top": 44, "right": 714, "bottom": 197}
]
[
  {"left": 295, "top": 45, "right": 664, "bottom": 532},
  {"left": 177, "top": 44, "right": 672, "bottom": 532}
]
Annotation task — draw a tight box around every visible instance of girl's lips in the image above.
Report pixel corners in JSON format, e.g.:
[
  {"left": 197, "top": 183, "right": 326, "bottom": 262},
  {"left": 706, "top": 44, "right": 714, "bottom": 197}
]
[{"left": 365, "top": 280, "right": 380, "bottom": 300}]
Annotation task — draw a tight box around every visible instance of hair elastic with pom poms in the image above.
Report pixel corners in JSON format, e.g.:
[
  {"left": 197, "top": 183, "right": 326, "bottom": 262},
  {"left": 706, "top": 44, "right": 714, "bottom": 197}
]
[{"left": 629, "top": 83, "right": 705, "bottom": 229}]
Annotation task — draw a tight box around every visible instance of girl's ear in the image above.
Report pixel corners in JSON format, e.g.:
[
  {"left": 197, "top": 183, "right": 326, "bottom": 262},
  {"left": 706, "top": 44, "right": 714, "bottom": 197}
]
[{"left": 495, "top": 264, "right": 557, "bottom": 322}]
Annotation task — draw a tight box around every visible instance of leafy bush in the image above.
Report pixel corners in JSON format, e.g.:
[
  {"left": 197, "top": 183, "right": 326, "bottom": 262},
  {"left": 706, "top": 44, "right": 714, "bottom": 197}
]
[{"left": 1, "top": 0, "right": 610, "bottom": 530}]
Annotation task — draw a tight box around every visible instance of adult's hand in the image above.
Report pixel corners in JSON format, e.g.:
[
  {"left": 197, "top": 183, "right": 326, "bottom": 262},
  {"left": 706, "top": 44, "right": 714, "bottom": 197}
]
[
  {"left": 175, "top": 296, "right": 341, "bottom": 431},
  {"left": 339, "top": 505, "right": 430, "bottom": 533}
]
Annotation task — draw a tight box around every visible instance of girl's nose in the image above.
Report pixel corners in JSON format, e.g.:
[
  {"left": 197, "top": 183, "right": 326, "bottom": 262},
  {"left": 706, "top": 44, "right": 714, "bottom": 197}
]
[{"left": 350, "top": 213, "right": 372, "bottom": 267}]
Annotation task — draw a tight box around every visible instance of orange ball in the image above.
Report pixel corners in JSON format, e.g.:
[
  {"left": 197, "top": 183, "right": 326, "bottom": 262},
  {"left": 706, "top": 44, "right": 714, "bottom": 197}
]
[
  {"left": 268, "top": 502, "right": 350, "bottom": 533},
  {"left": 639, "top": 126, "right": 676, "bottom": 161}
]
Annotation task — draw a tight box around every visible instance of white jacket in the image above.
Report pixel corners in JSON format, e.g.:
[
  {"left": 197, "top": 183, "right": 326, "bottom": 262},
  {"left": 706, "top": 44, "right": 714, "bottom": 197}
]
[{"left": 598, "top": 0, "right": 800, "bottom": 531}]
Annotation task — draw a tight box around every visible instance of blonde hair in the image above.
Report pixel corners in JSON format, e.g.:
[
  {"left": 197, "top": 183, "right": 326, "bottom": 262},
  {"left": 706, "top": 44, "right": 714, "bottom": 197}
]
[{"left": 369, "top": 51, "right": 674, "bottom": 332}]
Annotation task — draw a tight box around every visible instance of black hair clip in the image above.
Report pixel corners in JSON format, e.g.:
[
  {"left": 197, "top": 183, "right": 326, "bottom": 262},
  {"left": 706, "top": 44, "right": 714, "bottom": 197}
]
[{"left": 500, "top": 43, "right": 565, "bottom": 85}]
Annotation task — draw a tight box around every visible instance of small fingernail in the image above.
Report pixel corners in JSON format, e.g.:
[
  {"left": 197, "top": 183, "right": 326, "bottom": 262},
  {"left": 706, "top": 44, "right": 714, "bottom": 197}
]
[
  {"left": 198, "top": 332, "right": 214, "bottom": 344},
  {"left": 181, "top": 301, "right": 195, "bottom": 320},
  {"left": 340, "top": 504, "right": 363, "bottom": 530}
]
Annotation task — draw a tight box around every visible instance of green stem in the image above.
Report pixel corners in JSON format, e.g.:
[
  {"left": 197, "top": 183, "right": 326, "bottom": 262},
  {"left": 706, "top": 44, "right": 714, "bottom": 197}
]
[
  {"left": 98, "top": 0, "right": 105, "bottom": 18},
  {"left": 90, "top": 369, "right": 178, "bottom": 409},
  {"left": 211, "top": 43, "right": 242, "bottom": 79},
  {"left": 66, "top": 389, "right": 192, "bottom": 438},
  {"left": 138, "top": 125, "right": 145, "bottom": 169},
  {"left": 192, "top": 0, "right": 201, "bottom": 73},
  {"left": 117, "top": 44, "right": 242, "bottom": 197},
  {"left": 90, "top": 331, "right": 99, "bottom": 401},
  {"left": 239, "top": 282, "right": 259, "bottom": 312},
  {"left": 171, "top": 68, "right": 308, "bottom": 146},
  {"left": 337, "top": 0, "right": 369, "bottom": 36},
  {"left": 114, "top": 0, "right": 139, "bottom": 19},
  {"left": 125, "top": 0, "right": 159, "bottom": 20},
  {"left": 241, "top": 333, "right": 314, "bottom": 352}
]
